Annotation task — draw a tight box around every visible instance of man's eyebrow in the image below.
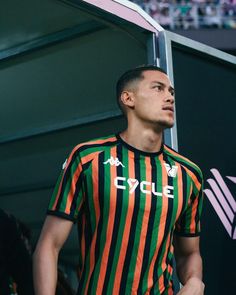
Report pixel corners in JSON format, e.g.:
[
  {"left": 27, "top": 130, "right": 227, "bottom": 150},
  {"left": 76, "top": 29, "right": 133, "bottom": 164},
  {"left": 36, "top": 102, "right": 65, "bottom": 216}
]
[
  {"left": 151, "top": 81, "right": 175, "bottom": 92},
  {"left": 151, "top": 81, "right": 165, "bottom": 85},
  {"left": 169, "top": 86, "right": 175, "bottom": 92}
]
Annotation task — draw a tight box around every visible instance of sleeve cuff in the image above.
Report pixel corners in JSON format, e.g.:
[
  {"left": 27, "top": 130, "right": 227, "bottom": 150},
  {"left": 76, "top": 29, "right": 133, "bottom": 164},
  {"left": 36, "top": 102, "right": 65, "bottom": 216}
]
[
  {"left": 174, "top": 230, "right": 201, "bottom": 237},
  {"left": 47, "top": 210, "right": 76, "bottom": 223}
]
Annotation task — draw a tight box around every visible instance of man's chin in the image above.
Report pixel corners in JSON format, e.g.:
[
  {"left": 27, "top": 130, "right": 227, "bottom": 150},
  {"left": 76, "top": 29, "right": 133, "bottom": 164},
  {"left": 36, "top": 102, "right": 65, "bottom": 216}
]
[{"left": 158, "top": 120, "right": 175, "bottom": 129}]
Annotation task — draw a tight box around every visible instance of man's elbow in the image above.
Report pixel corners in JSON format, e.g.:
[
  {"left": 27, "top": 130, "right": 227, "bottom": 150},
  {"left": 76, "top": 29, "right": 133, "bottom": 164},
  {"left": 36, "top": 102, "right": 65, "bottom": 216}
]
[
  {"left": 176, "top": 251, "right": 203, "bottom": 284},
  {"left": 33, "top": 238, "right": 60, "bottom": 271},
  {"left": 176, "top": 249, "right": 202, "bottom": 264}
]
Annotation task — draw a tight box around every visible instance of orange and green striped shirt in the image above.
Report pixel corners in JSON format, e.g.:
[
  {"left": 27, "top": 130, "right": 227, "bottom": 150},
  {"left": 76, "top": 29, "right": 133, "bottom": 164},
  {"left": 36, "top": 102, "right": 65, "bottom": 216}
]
[{"left": 48, "top": 134, "right": 203, "bottom": 295}]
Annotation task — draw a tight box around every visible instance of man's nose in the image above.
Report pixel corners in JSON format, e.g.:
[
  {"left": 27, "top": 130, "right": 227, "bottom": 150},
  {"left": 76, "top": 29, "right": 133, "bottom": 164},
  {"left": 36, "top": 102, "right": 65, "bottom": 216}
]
[{"left": 164, "top": 95, "right": 174, "bottom": 104}]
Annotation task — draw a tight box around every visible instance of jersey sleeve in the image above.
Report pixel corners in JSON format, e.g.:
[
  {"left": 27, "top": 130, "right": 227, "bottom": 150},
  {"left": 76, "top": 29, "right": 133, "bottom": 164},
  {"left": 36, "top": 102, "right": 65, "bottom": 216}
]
[
  {"left": 47, "top": 148, "right": 84, "bottom": 222},
  {"left": 174, "top": 169, "right": 204, "bottom": 237}
]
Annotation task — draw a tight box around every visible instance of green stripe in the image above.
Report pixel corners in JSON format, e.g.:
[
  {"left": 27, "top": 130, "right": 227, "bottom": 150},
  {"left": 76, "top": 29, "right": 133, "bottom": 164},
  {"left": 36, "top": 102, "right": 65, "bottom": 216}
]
[
  {"left": 153, "top": 157, "right": 179, "bottom": 288},
  {"left": 60, "top": 159, "right": 81, "bottom": 212},
  {"left": 73, "top": 185, "right": 84, "bottom": 220},
  {"left": 155, "top": 159, "right": 174, "bottom": 288},
  {"left": 197, "top": 190, "right": 204, "bottom": 232},
  {"left": 81, "top": 163, "right": 94, "bottom": 294},
  {"left": 184, "top": 175, "right": 193, "bottom": 233},
  {"left": 152, "top": 157, "right": 179, "bottom": 290},
  {"left": 169, "top": 157, "right": 180, "bottom": 228},
  {"left": 90, "top": 148, "right": 112, "bottom": 292},
  {"left": 106, "top": 147, "right": 129, "bottom": 294},
  {"left": 141, "top": 157, "right": 163, "bottom": 293},
  {"left": 125, "top": 154, "right": 147, "bottom": 294},
  {"left": 85, "top": 163, "right": 96, "bottom": 233}
]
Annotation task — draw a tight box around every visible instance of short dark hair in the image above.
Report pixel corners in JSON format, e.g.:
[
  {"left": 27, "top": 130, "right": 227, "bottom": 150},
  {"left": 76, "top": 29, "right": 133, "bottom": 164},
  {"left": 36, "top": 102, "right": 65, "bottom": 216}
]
[{"left": 116, "top": 65, "right": 167, "bottom": 113}]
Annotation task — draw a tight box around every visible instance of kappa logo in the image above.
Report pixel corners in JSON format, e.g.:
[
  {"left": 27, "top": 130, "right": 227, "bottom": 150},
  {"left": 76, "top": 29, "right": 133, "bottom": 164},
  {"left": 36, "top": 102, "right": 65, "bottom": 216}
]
[
  {"left": 204, "top": 168, "right": 236, "bottom": 240},
  {"left": 164, "top": 163, "right": 178, "bottom": 178},
  {"left": 103, "top": 156, "right": 125, "bottom": 167}
]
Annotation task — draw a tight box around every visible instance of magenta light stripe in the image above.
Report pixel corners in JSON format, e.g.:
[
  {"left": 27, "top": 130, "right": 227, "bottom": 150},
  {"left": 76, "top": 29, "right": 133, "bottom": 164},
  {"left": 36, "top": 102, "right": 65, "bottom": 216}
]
[
  {"left": 211, "top": 168, "right": 236, "bottom": 212},
  {"left": 204, "top": 189, "right": 232, "bottom": 237},
  {"left": 207, "top": 179, "right": 234, "bottom": 222},
  {"left": 227, "top": 176, "right": 236, "bottom": 184}
]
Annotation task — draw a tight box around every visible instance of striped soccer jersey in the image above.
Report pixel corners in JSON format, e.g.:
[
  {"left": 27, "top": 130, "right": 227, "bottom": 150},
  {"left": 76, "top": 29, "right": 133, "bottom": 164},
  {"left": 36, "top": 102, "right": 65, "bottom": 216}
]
[{"left": 48, "top": 134, "right": 203, "bottom": 295}]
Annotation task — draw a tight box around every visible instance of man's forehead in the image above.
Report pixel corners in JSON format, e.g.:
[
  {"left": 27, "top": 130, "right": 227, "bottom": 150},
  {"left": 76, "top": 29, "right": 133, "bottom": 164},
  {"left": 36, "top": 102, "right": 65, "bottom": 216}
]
[{"left": 142, "top": 70, "right": 172, "bottom": 85}]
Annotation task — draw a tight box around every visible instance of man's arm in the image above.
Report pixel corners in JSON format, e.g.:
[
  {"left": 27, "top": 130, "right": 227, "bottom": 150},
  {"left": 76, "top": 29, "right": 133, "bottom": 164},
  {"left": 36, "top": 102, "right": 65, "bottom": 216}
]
[
  {"left": 174, "top": 235, "right": 204, "bottom": 295},
  {"left": 33, "top": 215, "right": 73, "bottom": 295}
]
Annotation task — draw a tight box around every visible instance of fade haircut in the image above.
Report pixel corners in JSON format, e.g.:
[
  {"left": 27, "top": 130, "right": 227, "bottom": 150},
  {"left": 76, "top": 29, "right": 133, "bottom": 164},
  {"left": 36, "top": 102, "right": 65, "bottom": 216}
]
[{"left": 116, "top": 65, "right": 167, "bottom": 114}]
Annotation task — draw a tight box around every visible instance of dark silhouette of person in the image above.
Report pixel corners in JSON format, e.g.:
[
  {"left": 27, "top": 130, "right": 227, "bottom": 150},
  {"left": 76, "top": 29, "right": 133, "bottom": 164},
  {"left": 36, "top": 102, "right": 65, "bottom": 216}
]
[{"left": 0, "top": 208, "right": 34, "bottom": 295}]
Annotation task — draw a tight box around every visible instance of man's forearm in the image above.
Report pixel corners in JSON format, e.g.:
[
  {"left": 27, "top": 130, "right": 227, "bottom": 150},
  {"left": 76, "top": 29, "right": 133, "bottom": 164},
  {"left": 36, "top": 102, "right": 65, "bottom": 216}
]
[
  {"left": 33, "top": 244, "right": 58, "bottom": 295},
  {"left": 176, "top": 251, "right": 203, "bottom": 285}
]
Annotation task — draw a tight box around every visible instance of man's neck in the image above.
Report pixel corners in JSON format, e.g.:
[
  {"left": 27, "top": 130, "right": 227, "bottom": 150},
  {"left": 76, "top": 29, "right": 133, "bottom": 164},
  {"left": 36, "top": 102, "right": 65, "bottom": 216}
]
[{"left": 120, "top": 124, "right": 163, "bottom": 153}]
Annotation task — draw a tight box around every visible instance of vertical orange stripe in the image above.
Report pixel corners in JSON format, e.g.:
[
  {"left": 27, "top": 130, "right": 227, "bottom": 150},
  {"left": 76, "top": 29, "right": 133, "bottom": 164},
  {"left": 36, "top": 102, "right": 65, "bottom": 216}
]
[
  {"left": 190, "top": 194, "right": 199, "bottom": 233},
  {"left": 175, "top": 162, "right": 183, "bottom": 221},
  {"left": 167, "top": 264, "right": 173, "bottom": 274},
  {"left": 147, "top": 154, "right": 168, "bottom": 293},
  {"left": 131, "top": 157, "right": 152, "bottom": 292},
  {"left": 81, "top": 151, "right": 101, "bottom": 166},
  {"left": 84, "top": 156, "right": 100, "bottom": 294},
  {"left": 168, "top": 282, "right": 173, "bottom": 295},
  {"left": 65, "top": 152, "right": 104, "bottom": 213},
  {"left": 161, "top": 234, "right": 171, "bottom": 272},
  {"left": 96, "top": 147, "right": 117, "bottom": 294},
  {"left": 182, "top": 166, "right": 201, "bottom": 191},
  {"left": 65, "top": 162, "right": 83, "bottom": 214},
  {"left": 185, "top": 181, "right": 196, "bottom": 234},
  {"left": 157, "top": 274, "right": 165, "bottom": 294},
  {"left": 112, "top": 151, "right": 135, "bottom": 295}
]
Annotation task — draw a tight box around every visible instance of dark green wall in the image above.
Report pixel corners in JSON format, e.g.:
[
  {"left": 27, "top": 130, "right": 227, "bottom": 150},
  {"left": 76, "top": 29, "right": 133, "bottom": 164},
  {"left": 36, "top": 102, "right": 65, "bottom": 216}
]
[{"left": 172, "top": 45, "right": 236, "bottom": 294}]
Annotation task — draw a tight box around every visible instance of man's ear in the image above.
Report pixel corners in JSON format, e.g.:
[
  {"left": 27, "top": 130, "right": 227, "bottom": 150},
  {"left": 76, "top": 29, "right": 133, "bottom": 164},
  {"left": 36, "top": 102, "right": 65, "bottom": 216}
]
[{"left": 120, "top": 91, "right": 135, "bottom": 108}]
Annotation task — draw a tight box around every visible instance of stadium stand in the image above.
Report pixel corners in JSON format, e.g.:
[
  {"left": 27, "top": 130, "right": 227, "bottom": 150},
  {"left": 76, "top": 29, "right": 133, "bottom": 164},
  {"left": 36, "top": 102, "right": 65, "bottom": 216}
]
[{"left": 131, "top": 1, "right": 236, "bottom": 55}]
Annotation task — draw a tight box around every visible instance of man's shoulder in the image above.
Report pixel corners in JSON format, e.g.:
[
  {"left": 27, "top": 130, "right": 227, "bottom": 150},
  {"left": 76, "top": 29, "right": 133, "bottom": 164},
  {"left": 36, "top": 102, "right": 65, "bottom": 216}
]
[
  {"left": 70, "top": 134, "right": 118, "bottom": 157},
  {"left": 163, "top": 144, "right": 203, "bottom": 179},
  {"left": 61, "top": 135, "right": 118, "bottom": 170}
]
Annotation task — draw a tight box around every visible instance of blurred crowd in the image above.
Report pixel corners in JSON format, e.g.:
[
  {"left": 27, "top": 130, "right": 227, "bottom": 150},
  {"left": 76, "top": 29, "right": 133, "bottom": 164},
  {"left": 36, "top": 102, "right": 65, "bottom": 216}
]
[{"left": 131, "top": 0, "right": 236, "bottom": 29}]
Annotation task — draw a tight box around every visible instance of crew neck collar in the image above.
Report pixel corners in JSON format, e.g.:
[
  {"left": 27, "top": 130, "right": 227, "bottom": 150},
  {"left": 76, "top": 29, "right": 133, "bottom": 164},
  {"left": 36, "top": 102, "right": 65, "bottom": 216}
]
[{"left": 116, "top": 133, "right": 164, "bottom": 157}]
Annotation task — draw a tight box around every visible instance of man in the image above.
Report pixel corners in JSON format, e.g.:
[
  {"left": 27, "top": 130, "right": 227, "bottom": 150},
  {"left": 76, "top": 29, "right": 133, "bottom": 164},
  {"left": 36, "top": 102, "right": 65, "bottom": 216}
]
[{"left": 33, "top": 65, "right": 204, "bottom": 294}]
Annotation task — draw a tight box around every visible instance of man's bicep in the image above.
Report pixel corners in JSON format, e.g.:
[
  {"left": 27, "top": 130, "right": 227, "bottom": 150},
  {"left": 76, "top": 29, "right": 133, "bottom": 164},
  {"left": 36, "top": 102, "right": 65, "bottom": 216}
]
[
  {"left": 37, "top": 215, "right": 73, "bottom": 251},
  {"left": 174, "top": 235, "right": 200, "bottom": 257}
]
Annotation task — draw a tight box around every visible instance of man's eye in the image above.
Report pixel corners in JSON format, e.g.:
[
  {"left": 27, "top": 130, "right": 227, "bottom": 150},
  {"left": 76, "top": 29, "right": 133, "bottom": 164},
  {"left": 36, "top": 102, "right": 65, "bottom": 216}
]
[{"left": 154, "top": 85, "right": 162, "bottom": 91}]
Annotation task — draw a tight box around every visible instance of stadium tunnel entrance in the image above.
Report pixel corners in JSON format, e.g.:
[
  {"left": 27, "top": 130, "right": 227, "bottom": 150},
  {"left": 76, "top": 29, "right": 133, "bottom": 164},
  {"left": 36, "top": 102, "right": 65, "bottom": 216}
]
[{"left": 0, "top": 0, "right": 235, "bottom": 293}]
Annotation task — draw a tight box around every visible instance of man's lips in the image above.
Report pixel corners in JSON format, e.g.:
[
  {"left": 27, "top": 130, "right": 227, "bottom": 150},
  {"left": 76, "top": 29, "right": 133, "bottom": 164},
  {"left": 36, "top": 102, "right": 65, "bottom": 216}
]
[{"left": 162, "top": 105, "right": 174, "bottom": 112}]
